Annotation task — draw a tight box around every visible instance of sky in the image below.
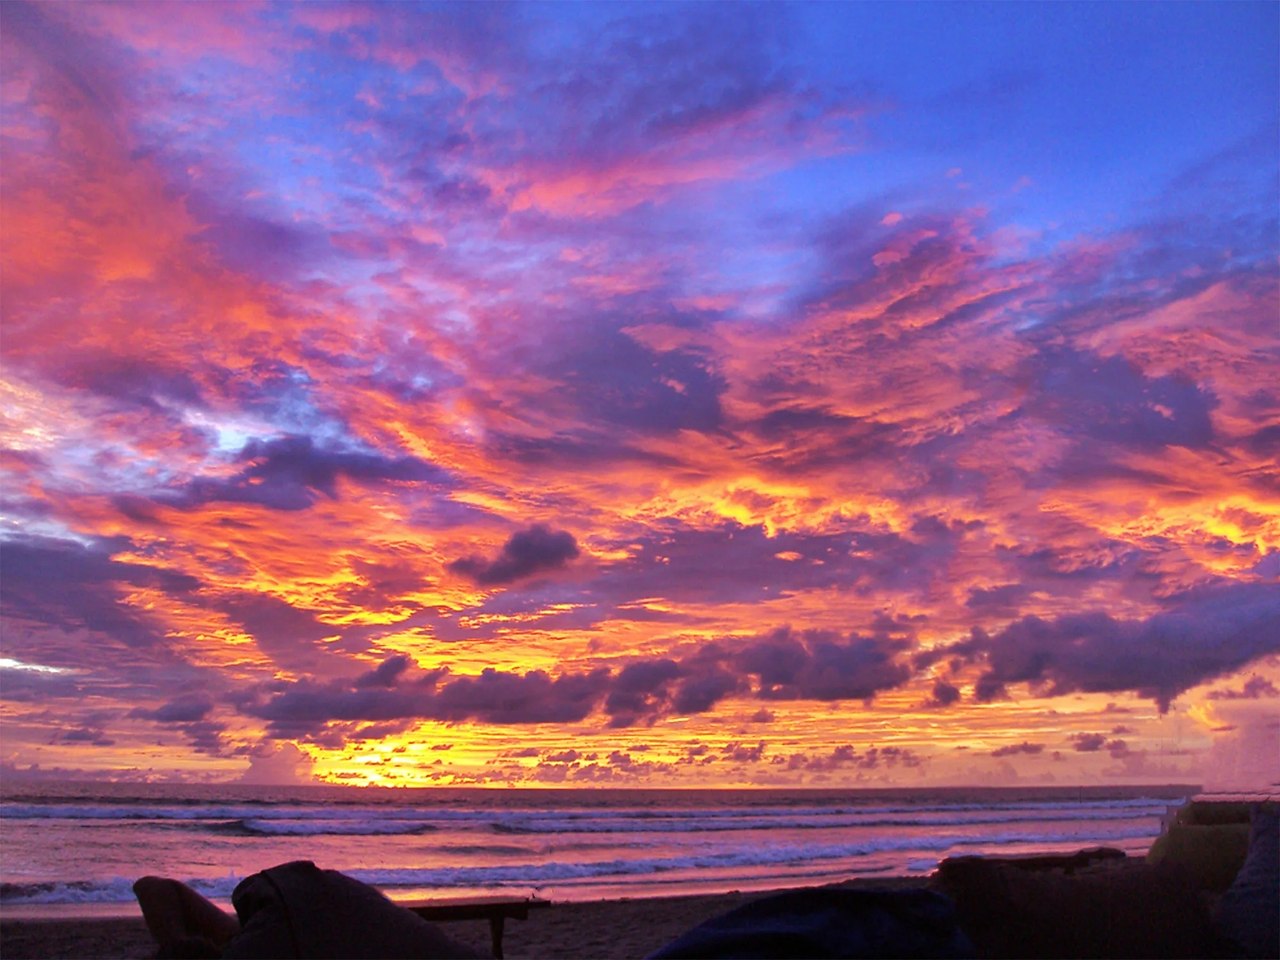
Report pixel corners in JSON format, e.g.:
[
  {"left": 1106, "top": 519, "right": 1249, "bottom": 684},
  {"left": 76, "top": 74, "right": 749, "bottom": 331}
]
[{"left": 1, "top": 1, "right": 1277, "bottom": 790}]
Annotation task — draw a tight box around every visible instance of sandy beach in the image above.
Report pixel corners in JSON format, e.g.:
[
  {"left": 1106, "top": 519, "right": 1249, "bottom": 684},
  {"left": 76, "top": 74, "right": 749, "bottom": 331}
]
[{"left": 1, "top": 878, "right": 930, "bottom": 959}]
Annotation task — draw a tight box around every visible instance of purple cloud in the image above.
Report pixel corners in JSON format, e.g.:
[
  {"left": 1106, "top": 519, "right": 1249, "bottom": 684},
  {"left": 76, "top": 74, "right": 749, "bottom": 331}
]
[
  {"left": 235, "top": 658, "right": 611, "bottom": 737},
  {"left": 1208, "top": 675, "right": 1279, "bottom": 700},
  {"left": 171, "top": 435, "right": 443, "bottom": 512},
  {"left": 450, "top": 524, "right": 580, "bottom": 586},
  {"left": 738, "top": 627, "right": 910, "bottom": 702},
  {"left": 991, "top": 741, "right": 1044, "bottom": 758},
  {"left": 926, "top": 679, "right": 962, "bottom": 708},
  {"left": 957, "top": 582, "right": 1280, "bottom": 711},
  {"left": 128, "top": 694, "right": 213, "bottom": 724},
  {"left": 0, "top": 535, "right": 199, "bottom": 655}
]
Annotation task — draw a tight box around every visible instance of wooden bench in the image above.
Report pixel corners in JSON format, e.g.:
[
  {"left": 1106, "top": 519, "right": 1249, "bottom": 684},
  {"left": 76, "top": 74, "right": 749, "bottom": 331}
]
[{"left": 404, "top": 896, "right": 550, "bottom": 959}]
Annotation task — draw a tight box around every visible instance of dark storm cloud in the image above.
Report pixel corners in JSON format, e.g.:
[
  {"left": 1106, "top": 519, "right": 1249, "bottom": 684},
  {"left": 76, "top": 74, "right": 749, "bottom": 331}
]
[
  {"left": 1242, "top": 422, "right": 1280, "bottom": 460},
  {"left": 172, "top": 720, "right": 226, "bottom": 754},
  {"left": 234, "top": 656, "right": 610, "bottom": 738},
  {"left": 431, "top": 668, "right": 609, "bottom": 724},
  {"left": 592, "top": 522, "right": 850, "bottom": 608},
  {"left": 965, "top": 583, "right": 1031, "bottom": 611},
  {"left": 991, "top": 741, "right": 1044, "bottom": 757},
  {"left": 925, "top": 678, "right": 962, "bottom": 708},
  {"left": 1021, "top": 346, "right": 1217, "bottom": 451},
  {"left": 0, "top": 536, "right": 361, "bottom": 675},
  {"left": 0, "top": 535, "right": 199, "bottom": 652},
  {"left": 607, "top": 625, "right": 913, "bottom": 726},
  {"left": 233, "top": 666, "right": 436, "bottom": 734},
  {"left": 234, "top": 614, "right": 917, "bottom": 740},
  {"left": 128, "top": 694, "right": 226, "bottom": 753},
  {"left": 1071, "top": 733, "right": 1107, "bottom": 752},
  {"left": 955, "top": 581, "right": 1280, "bottom": 711},
  {"left": 61, "top": 357, "right": 206, "bottom": 411},
  {"left": 571, "top": 520, "right": 953, "bottom": 622},
  {"left": 355, "top": 655, "right": 411, "bottom": 688},
  {"left": 603, "top": 655, "right": 742, "bottom": 728},
  {"left": 171, "top": 435, "right": 442, "bottom": 511},
  {"left": 604, "top": 658, "right": 682, "bottom": 726},
  {"left": 1208, "top": 675, "right": 1279, "bottom": 700},
  {"left": 543, "top": 324, "right": 725, "bottom": 434},
  {"left": 722, "top": 741, "right": 766, "bottom": 763},
  {"left": 737, "top": 626, "right": 910, "bottom": 702},
  {"left": 1069, "top": 733, "right": 1130, "bottom": 757},
  {"left": 58, "top": 725, "right": 114, "bottom": 747},
  {"left": 128, "top": 693, "right": 213, "bottom": 723},
  {"left": 672, "top": 667, "right": 740, "bottom": 713},
  {"left": 972, "top": 672, "right": 1010, "bottom": 704},
  {"left": 0, "top": 662, "right": 87, "bottom": 702},
  {"left": 990, "top": 541, "right": 1157, "bottom": 595},
  {"left": 485, "top": 428, "right": 682, "bottom": 472},
  {"left": 449, "top": 524, "right": 580, "bottom": 586}
]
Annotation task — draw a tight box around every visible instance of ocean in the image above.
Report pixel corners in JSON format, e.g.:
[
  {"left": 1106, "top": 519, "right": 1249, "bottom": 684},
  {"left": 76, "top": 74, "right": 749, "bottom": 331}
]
[{"left": 0, "top": 782, "right": 1195, "bottom": 913}]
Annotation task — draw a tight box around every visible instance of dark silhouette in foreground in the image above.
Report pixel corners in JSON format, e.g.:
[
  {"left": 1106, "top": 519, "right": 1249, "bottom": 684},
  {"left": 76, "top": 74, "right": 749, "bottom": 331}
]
[{"left": 134, "top": 861, "right": 479, "bottom": 959}]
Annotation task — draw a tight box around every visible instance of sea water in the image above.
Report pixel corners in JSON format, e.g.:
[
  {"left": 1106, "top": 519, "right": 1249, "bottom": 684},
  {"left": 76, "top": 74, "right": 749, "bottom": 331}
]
[{"left": 0, "top": 782, "right": 1194, "bottom": 911}]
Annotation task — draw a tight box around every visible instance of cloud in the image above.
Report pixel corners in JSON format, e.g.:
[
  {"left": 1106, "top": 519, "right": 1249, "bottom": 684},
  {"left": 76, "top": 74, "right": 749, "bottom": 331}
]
[
  {"left": 605, "top": 625, "right": 913, "bottom": 727},
  {"left": 965, "top": 584, "right": 1031, "bottom": 612},
  {"left": 604, "top": 658, "right": 682, "bottom": 727},
  {"left": 957, "top": 582, "right": 1280, "bottom": 711},
  {"left": 772, "top": 743, "right": 925, "bottom": 773},
  {"left": 1020, "top": 345, "right": 1217, "bottom": 451},
  {"left": 170, "top": 435, "right": 442, "bottom": 512},
  {"left": 604, "top": 655, "right": 742, "bottom": 727},
  {"left": 673, "top": 667, "right": 740, "bottom": 714},
  {"left": 1208, "top": 675, "right": 1279, "bottom": 700},
  {"left": 355, "top": 655, "right": 411, "bottom": 688},
  {"left": 991, "top": 741, "right": 1044, "bottom": 757},
  {"left": 925, "top": 679, "right": 962, "bottom": 708},
  {"left": 235, "top": 657, "right": 611, "bottom": 737},
  {"left": 128, "top": 693, "right": 213, "bottom": 723},
  {"left": 449, "top": 524, "right": 580, "bottom": 586},
  {"left": 723, "top": 741, "right": 766, "bottom": 763},
  {"left": 57, "top": 724, "right": 115, "bottom": 747},
  {"left": 432, "top": 668, "right": 609, "bottom": 724},
  {"left": 126, "top": 692, "right": 227, "bottom": 754},
  {"left": 577, "top": 522, "right": 870, "bottom": 616},
  {"left": 0, "top": 535, "right": 199, "bottom": 654},
  {"left": 469, "top": 6, "right": 863, "bottom": 216},
  {"left": 533, "top": 323, "right": 726, "bottom": 435},
  {"left": 737, "top": 627, "right": 910, "bottom": 702},
  {"left": 231, "top": 619, "right": 919, "bottom": 742}
]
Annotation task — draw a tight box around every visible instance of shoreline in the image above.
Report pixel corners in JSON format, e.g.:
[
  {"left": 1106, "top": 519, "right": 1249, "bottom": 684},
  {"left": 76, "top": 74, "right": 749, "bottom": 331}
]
[{"left": 0, "top": 876, "right": 931, "bottom": 960}]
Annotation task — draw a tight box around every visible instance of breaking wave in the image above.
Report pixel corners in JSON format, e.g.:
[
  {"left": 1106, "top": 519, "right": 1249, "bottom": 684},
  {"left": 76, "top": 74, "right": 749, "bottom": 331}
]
[{"left": 0, "top": 822, "right": 1157, "bottom": 904}]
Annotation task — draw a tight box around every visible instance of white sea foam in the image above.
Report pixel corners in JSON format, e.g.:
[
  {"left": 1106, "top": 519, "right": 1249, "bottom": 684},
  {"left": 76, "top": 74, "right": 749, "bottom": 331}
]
[
  {"left": 0, "top": 822, "right": 1159, "bottom": 904},
  {"left": 0, "top": 798, "right": 1172, "bottom": 837}
]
